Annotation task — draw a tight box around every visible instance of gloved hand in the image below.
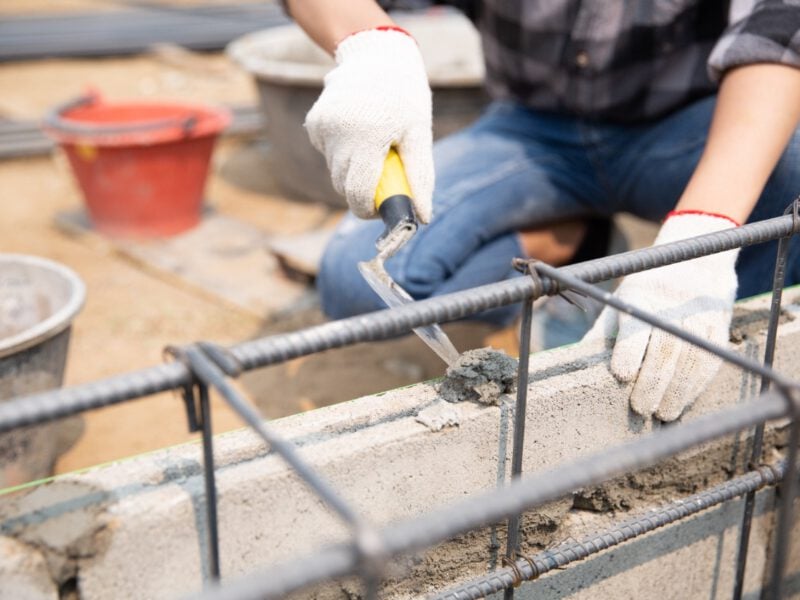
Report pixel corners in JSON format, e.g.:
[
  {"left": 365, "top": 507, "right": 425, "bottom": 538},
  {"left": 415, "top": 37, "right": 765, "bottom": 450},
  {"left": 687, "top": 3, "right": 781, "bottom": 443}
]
[
  {"left": 305, "top": 27, "right": 434, "bottom": 223},
  {"left": 585, "top": 211, "right": 740, "bottom": 421}
]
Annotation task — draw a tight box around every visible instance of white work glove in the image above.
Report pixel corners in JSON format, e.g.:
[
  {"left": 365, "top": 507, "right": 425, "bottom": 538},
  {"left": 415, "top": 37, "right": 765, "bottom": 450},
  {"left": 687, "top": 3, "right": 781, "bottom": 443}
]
[
  {"left": 585, "top": 212, "right": 740, "bottom": 421},
  {"left": 305, "top": 27, "right": 434, "bottom": 223}
]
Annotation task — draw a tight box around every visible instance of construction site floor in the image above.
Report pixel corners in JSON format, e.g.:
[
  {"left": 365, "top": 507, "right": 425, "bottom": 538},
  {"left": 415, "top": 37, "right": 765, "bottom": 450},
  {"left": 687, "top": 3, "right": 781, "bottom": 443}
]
[{"left": 0, "top": 36, "right": 502, "bottom": 477}]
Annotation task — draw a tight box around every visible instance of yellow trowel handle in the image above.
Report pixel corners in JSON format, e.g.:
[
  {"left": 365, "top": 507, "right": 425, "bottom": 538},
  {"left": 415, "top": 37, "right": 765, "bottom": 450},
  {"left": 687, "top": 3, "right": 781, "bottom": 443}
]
[{"left": 375, "top": 148, "right": 417, "bottom": 250}]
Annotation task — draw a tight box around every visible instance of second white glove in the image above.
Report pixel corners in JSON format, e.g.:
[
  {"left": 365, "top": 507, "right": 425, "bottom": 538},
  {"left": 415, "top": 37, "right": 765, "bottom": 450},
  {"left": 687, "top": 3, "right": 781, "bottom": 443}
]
[
  {"left": 585, "top": 212, "right": 740, "bottom": 421},
  {"left": 305, "top": 27, "right": 434, "bottom": 223}
]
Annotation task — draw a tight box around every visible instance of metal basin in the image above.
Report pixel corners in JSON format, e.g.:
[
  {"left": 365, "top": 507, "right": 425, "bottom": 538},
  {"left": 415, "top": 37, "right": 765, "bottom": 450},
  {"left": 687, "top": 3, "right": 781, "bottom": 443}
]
[{"left": 0, "top": 254, "right": 86, "bottom": 488}]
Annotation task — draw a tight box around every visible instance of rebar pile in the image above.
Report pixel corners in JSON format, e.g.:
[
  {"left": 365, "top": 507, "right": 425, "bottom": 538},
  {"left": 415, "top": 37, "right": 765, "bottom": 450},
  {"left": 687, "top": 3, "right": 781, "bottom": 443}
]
[
  {"left": 0, "top": 3, "right": 288, "bottom": 62},
  {"left": 0, "top": 105, "right": 263, "bottom": 160}
]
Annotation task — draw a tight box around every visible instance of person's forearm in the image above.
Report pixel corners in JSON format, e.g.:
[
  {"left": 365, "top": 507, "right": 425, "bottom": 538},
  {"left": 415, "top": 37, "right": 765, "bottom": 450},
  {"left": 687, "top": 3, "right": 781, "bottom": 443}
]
[
  {"left": 676, "top": 63, "right": 800, "bottom": 224},
  {"left": 285, "top": 0, "right": 395, "bottom": 54}
]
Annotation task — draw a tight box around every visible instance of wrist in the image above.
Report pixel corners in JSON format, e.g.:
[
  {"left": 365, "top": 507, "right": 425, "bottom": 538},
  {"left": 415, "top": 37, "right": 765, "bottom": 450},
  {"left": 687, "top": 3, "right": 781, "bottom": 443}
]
[
  {"left": 674, "top": 170, "right": 755, "bottom": 226},
  {"left": 335, "top": 26, "right": 418, "bottom": 63},
  {"left": 336, "top": 25, "right": 413, "bottom": 47},
  {"left": 665, "top": 209, "right": 740, "bottom": 227},
  {"left": 285, "top": 0, "right": 395, "bottom": 54}
]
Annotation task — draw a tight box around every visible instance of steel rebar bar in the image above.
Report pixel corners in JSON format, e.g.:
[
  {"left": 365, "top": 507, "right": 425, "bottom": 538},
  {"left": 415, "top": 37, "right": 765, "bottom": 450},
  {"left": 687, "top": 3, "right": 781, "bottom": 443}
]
[
  {"left": 0, "top": 105, "right": 263, "bottom": 161},
  {"left": 503, "top": 298, "right": 534, "bottom": 600},
  {"left": 733, "top": 212, "right": 795, "bottom": 599},
  {"left": 767, "top": 396, "right": 800, "bottom": 599},
  {"left": 180, "top": 345, "right": 389, "bottom": 598},
  {"left": 198, "top": 383, "right": 221, "bottom": 581}
]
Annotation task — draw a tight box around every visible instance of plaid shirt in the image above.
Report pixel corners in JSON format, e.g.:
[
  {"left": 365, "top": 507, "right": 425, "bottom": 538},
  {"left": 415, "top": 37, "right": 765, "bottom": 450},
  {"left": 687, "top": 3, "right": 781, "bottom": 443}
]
[{"left": 384, "top": 0, "right": 800, "bottom": 122}]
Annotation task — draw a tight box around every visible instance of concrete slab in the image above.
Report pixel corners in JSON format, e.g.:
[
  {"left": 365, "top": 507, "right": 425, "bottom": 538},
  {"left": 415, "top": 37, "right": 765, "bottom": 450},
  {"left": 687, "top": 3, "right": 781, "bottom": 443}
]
[
  {"left": 54, "top": 209, "right": 315, "bottom": 320},
  {"left": 268, "top": 226, "right": 336, "bottom": 278}
]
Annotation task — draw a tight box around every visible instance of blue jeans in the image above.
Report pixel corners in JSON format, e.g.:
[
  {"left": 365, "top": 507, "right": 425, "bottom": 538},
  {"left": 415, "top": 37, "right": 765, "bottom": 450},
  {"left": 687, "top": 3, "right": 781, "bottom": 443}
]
[{"left": 318, "top": 96, "right": 800, "bottom": 326}]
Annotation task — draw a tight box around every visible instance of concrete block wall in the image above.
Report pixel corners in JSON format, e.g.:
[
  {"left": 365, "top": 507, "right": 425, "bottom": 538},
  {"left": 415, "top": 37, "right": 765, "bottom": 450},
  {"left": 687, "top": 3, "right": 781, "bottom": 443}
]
[{"left": 1, "top": 290, "right": 799, "bottom": 599}]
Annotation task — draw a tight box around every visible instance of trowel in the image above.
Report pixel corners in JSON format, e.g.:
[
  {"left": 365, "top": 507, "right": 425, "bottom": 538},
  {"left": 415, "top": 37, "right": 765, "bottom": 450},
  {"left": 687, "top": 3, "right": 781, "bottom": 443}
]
[{"left": 357, "top": 148, "right": 460, "bottom": 366}]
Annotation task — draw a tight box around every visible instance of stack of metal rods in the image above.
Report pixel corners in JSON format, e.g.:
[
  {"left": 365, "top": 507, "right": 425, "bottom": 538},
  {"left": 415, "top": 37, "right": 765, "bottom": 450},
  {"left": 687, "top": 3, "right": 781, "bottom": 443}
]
[
  {"left": 0, "top": 105, "right": 264, "bottom": 160},
  {"left": 0, "top": 3, "right": 288, "bottom": 61},
  {"left": 0, "top": 120, "right": 52, "bottom": 158}
]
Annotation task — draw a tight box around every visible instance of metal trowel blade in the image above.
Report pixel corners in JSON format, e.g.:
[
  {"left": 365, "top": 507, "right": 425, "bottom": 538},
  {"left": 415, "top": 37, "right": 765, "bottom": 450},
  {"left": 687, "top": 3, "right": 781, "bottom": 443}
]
[{"left": 358, "top": 260, "right": 460, "bottom": 366}]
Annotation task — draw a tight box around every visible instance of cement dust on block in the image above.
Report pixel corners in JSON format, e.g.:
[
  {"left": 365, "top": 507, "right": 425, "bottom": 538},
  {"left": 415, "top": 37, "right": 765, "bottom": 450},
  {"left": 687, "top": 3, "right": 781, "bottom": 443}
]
[{"left": 415, "top": 400, "right": 462, "bottom": 432}]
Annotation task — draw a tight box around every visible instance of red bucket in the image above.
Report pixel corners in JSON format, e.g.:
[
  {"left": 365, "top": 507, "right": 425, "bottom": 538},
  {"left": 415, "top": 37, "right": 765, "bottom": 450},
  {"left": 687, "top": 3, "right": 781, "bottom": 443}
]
[{"left": 44, "top": 93, "right": 231, "bottom": 238}]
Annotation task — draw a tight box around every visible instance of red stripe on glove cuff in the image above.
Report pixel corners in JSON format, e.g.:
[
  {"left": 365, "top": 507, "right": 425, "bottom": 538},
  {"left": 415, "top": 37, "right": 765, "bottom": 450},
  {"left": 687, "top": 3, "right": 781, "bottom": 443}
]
[
  {"left": 338, "top": 25, "right": 414, "bottom": 46},
  {"left": 665, "top": 209, "right": 741, "bottom": 227}
]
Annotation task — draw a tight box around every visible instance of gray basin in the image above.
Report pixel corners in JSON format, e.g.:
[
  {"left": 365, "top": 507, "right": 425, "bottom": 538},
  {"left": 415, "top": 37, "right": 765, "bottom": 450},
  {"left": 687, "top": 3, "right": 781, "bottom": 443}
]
[
  {"left": 0, "top": 254, "right": 86, "bottom": 488},
  {"left": 228, "top": 11, "right": 487, "bottom": 206}
]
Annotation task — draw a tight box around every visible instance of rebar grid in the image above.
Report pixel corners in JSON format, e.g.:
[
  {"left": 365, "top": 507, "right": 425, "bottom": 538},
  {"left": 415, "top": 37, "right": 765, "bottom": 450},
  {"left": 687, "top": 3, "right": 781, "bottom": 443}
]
[
  {"left": 0, "top": 206, "right": 797, "bottom": 600},
  {"left": 0, "top": 213, "right": 796, "bottom": 435}
]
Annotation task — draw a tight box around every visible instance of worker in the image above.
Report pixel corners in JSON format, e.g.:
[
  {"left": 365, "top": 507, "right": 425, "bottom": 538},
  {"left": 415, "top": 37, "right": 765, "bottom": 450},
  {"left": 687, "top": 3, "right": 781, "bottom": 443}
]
[{"left": 284, "top": 1, "right": 800, "bottom": 421}]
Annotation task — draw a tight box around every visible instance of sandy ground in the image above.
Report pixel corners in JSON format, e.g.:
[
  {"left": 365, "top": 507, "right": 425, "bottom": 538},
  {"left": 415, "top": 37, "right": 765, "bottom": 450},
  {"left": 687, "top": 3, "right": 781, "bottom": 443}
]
[
  {"left": 0, "top": 4, "right": 656, "bottom": 483},
  {"left": 0, "top": 44, "right": 499, "bottom": 480}
]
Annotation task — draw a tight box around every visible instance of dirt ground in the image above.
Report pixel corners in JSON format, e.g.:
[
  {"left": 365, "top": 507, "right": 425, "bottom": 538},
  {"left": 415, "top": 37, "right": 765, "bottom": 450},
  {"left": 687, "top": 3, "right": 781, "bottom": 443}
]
[{"left": 0, "top": 29, "right": 502, "bottom": 479}]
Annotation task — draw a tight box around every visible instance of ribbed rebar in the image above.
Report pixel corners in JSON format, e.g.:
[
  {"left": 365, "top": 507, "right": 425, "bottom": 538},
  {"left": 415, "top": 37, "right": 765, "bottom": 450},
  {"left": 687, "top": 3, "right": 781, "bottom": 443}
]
[
  {"left": 733, "top": 212, "right": 795, "bottom": 599},
  {"left": 504, "top": 297, "right": 534, "bottom": 600},
  {"left": 187, "top": 392, "right": 788, "bottom": 600},
  {"left": 1, "top": 214, "right": 794, "bottom": 436},
  {"left": 0, "top": 362, "right": 188, "bottom": 434},
  {"left": 432, "top": 463, "right": 784, "bottom": 599}
]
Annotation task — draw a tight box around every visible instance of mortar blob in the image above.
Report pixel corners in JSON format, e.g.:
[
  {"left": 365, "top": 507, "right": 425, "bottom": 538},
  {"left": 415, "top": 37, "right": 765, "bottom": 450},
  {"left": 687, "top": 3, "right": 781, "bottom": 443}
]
[{"left": 438, "top": 347, "right": 518, "bottom": 405}]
